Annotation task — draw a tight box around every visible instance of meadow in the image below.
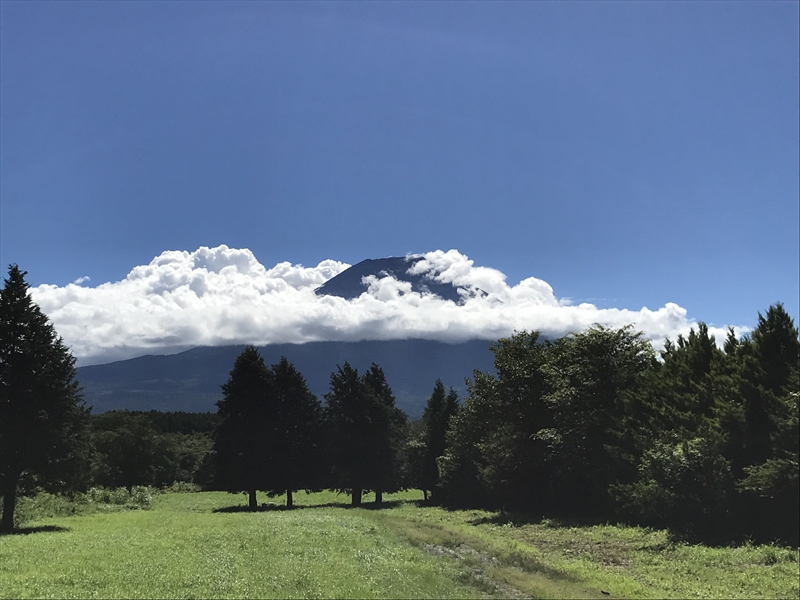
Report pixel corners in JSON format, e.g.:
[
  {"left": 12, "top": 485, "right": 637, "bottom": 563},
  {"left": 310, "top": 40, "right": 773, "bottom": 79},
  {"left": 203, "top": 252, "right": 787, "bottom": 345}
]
[{"left": 1, "top": 490, "right": 797, "bottom": 599}]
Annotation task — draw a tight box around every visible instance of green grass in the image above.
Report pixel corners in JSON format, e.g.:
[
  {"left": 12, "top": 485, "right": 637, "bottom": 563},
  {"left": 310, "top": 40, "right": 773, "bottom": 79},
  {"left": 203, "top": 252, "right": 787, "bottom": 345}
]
[
  {"left": 1, "top": 490, "right": 797, "bottom": 599},
  {"left": 372, "top": 502, "right": 799, "bottom": 599},
  {"left": 1, "top": 491, "right": 477, "bottom": 599}
]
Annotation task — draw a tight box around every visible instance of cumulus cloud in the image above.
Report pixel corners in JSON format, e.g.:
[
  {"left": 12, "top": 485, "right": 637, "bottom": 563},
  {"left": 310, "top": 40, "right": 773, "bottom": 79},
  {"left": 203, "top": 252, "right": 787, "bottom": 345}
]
[{"left": 30, "top": 245, "right": 744, "bottom": 365}]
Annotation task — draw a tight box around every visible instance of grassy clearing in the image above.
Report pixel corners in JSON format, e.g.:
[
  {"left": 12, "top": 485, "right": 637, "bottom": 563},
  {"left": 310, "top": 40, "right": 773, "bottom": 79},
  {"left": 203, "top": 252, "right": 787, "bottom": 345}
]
[
  {"left": 372, "top": 502, "right": 800, "bottom": 599},
  {"left": 1, "top": 491, "right": 477, "bottom": 599},
  {"left": 1, "top": 490, "right": 797, "bottom": 599}
]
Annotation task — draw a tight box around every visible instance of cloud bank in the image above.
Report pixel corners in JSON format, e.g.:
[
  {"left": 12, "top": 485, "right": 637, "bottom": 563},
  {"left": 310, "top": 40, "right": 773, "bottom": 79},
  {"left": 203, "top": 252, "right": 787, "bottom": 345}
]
[{"left": 31, "top": 246, "right": 742, "bottom": 365}]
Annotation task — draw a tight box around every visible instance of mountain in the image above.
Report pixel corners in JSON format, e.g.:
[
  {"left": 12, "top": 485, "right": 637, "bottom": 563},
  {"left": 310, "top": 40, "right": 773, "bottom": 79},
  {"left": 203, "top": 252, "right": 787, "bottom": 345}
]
[
  {"left": 76, "top": 339, "right": 496, "bottom": 418},
  {"left": 315, "top": 256, "right": 467, "bottom": 303}
]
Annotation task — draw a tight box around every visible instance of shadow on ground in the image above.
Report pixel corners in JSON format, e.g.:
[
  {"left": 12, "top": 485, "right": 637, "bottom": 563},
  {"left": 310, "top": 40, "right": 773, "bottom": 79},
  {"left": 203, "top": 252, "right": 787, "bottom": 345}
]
[
  {"left": 213, "top": 499, "right": 405, "bottom": 513},
  {"left": 0, "top": 525, "right": 69, "bottom": 536}
]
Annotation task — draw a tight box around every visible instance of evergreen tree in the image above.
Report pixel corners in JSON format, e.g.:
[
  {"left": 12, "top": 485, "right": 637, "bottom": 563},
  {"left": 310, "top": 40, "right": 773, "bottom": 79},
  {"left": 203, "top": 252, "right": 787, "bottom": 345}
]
[
  {"left": 420, "top": 380, "right": 459, "bottom": 500},
  {"left": 751, "top": 303, "right": 799, "bottom": 398},
  {"left": 262, "top": 357, "right": 322, "bottom": 507},
  {"left": 323, "top": 362, "right": 405, "bottom": 506},
  {"left": 438, "top": 332, "right": 553, "bottom": 509},
  {"left": 0, "top": 265, "right": 89, "bottom": 532},
  {"left": 212, "top": 346, "right": 272, "bottom": 510},
  {"left": 361, "top": 364, "right": 406, "bottom": 506},
  {"left": 738, "top": 304, "right": 800, "bottom": 469},
  {"left": 323, "top": 363, "right": 371, "bottom": 505},
  {"left": 544, "top": 325, "right": 655, "bottom": 515},
  {"left": 734, "top": 304, "right": 799, "bottom": 542}
]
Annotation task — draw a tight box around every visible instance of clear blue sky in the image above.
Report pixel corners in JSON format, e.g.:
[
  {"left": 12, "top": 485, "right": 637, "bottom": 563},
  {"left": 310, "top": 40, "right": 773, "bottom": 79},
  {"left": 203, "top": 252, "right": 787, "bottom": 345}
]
[{"left": 2, "top": 1, "right": 798, "bottom": 335}]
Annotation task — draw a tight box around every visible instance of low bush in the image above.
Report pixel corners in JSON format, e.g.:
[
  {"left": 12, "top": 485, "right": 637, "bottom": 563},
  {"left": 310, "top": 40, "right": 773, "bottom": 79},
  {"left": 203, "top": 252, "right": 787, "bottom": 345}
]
[{"left": 86, "top": 486, "right": 157, "bottom": 508}]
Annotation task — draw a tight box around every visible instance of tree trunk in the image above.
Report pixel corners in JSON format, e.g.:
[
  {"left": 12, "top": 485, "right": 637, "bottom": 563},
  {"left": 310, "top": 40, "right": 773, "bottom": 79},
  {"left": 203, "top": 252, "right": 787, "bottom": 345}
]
[
  {"left": 375, "top": 490, "right": 383, "bottom": 507},
  {"left": 1, "top": 475, "right": 18, "bottom": 533},
  {"left": 351, "top": 488, "right": 362, "bottom": 506},
  {"left": 248, "top": 488, "right": 257, "bottom": 511},
  {"left": 423, "top": 489, "right": 428, "bottom": 502},
  {"left": 286, "top": 488, "right": 293, "bottom": 508}
]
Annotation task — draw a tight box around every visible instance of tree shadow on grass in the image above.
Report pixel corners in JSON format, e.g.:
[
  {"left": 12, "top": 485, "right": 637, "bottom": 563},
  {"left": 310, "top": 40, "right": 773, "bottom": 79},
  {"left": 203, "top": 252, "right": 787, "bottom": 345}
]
[
  {"left": 0, "top": 525, "right": 69, "bottom": 536},
  {"left": 468, "top": 510, "right": 611, "bottom": 529},
  {"left": 213, "top": 499, "right": 404, "bottom": 513}
]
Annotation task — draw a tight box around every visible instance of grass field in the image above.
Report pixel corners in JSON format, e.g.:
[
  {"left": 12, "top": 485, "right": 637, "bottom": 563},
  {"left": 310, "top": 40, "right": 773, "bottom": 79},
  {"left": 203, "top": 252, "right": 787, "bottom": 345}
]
[{"left": 1, "top": 490, "right": 797, "bottom": 599}]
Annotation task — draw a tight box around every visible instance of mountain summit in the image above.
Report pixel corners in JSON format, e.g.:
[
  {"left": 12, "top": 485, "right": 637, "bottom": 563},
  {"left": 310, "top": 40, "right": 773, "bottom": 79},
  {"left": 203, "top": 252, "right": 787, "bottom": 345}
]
[{"left": 315, "top": 256, "right": 467, "bottom": 304}]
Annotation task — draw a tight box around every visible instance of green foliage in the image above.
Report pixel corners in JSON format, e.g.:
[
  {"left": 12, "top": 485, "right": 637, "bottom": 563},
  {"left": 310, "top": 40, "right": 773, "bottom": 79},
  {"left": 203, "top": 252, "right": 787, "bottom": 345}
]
[
  {"left": 89, "top": 411, "right": 213, "bottom": 489},
  {"left": 211, "top": 349, "right": 323, "bottom": 508},
  {"left": 440, "top": 327, "right": 655, "bottom": 514},
  {"left": 419, "top": 381, "right": 459, "bottom": 498},
  {"left": 323, "top": 362, "right": 406, "bottom": 505},
  {"left": 612, "top": 435, "right": 735, "bottom": 540},
  {"left": 259, "top": 356, "right": 324, "bottom": 506},
  {"left": 3, "top": 485, "right": 159, "bottom": 529},
  {"left": 738, "top": 391, "right": 799, "bottom": 497},
  {"left": 86, "top": 485, "right": 157, "bottom": 508},
  {"left": 439, "top": 331, "right": 553, "bottom": 509},
  {"left": 0, "top": 265, "right": 90, "bottom": 532},
  {"left": 142, "top": 410, "right": 219, "bottom": 435},
  {"left": 437, "top": 307, "right": 799, "bottom": 545},
  {"left": 90, "top": 411, "right": 164, "bottom": 489},
  {"left": 212, "top": 346, "right": 274, "bottom": 509},
  {"left": 542, "top": 325, "right": 656, "bottom": 514}
]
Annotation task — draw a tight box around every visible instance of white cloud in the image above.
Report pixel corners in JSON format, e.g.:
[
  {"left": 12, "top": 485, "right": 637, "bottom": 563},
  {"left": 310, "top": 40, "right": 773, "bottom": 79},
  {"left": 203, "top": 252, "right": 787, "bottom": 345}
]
[
  {"left": 30, "top": 245, "right": 744, "bottom": 365},
  {"left": 72, "top": 276, "right": 91, "bottom": 285}
]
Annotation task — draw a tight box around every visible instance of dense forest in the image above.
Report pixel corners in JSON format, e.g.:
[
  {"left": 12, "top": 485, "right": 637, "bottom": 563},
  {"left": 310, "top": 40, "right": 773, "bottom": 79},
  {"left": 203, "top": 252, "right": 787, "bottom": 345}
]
[{"left": 1, "top": 265, "right": 797, "bottom": 544}]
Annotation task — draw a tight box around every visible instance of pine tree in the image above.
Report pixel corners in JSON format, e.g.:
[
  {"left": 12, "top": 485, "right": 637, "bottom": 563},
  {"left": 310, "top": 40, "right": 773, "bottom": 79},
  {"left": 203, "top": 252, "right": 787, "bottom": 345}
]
[
  {"left": 736, "top": 304, "right": 799, "bottom": 470},
  {"left": 212, "top": 346, "right": 272, "bottom": 510},
  {"left": 262, "top": 357, "right": 322, "bottom": 508},
  {"left": 323, "top": 363, "right": 371, "bottom": 506},
  {"left": 0, "top": 265, "right": 89, "bottom": 532},
  {"left": 362, "top": 364, "right": 406, "bottom": 506},
  {"left": 323, "top": 362, "right": 405, "bottom": 506},
  {"left": 420, "top": 380, "right": 459, "bottom": 500},
  {"left": 735, "top": 304, "right": 800, "bottom": 542}
]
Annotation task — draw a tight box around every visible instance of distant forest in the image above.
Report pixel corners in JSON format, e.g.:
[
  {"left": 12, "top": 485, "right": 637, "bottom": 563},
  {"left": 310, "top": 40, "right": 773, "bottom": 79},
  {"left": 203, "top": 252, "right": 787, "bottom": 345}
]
[
  {"left": 71, "top": 303, "right": 800, "bottom": 545},
  {"left": 2, "top": 261, "right": 797, "bottom": 545}
]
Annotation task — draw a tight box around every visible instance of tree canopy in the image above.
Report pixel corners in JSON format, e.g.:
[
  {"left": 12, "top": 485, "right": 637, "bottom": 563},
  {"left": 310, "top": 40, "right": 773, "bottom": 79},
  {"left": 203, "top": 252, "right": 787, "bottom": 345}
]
[
  {"left": 0, "top": 265, "right": 89, "bottom": 532},
  {"left": 212, "top": 346, "right": 273, "bottom": 510},
  {"left": 212, "top": 349, "right": 323, "bottom": 509},
  {"left": 323, "top": 362, "right": 406, "bottom": 506},
  {"left": 260, "top": 356, "right": 323, "bottom": 507}
]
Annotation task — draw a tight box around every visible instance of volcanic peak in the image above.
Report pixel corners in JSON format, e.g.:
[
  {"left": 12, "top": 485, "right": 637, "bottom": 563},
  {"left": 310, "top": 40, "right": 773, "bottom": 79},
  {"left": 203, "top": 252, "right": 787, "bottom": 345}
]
[{"left": 314, "top": 256, "right": 466, "bottom": 304}]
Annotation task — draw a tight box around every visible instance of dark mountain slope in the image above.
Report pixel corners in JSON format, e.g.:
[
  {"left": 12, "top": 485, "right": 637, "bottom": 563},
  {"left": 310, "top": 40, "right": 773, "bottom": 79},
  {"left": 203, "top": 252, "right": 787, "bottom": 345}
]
[
  {"left": 77, "top": 339, "right": 495, "bottom": 417},
  {"left": 315, "top": 257, "right": 464, "bottom": 303}
]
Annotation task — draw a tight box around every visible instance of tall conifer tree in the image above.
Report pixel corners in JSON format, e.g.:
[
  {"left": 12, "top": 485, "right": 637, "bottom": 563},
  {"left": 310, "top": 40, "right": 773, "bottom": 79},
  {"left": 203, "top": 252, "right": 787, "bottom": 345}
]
[
  {"left": 420, "top": 380, "right": 459, "bottom": 500},
  {"left": 362, "top": 364, "right": 406, "bottom": 506},
  {"left": 263, "top": 357, "right": 322, "bottom": 507},
  {"left": 323, "top": 362, "right": 405, "bottom": 506},
  {"left": 213, "top": 346, "right": 272, "bottom": 510},
  {"left": 0, "top": 265, "right": 89, "bottom": 532}
]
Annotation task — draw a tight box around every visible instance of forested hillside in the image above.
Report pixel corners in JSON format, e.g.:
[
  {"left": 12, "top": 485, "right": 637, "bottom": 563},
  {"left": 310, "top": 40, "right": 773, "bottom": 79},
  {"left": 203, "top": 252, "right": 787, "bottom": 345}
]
[{"left": 76, "top": 339, "right": 495, "bottom": 417}]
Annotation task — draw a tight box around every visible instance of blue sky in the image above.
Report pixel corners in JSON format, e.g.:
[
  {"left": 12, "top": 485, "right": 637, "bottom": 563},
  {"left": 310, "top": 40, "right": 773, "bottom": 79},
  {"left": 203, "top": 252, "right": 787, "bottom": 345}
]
[{"left": 1, "top": 1, "right": 798, "bottom": 360}]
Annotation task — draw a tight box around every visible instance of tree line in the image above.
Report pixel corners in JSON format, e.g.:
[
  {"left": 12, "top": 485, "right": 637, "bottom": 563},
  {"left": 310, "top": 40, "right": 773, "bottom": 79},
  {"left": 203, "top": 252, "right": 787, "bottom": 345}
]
[
  {"left": 436, "top": 311, "right": 798, "bottom": 544},
  {"left": 1, "top": 264, "right": 797, "bottom": 545}
]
